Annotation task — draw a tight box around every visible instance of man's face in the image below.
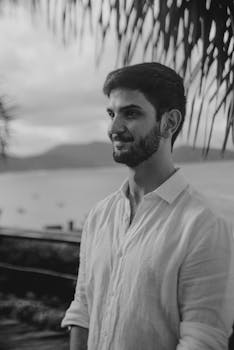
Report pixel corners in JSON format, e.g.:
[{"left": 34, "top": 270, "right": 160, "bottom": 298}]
[{"left": 106, "top": 88, "right": 162, "bottom": 167}]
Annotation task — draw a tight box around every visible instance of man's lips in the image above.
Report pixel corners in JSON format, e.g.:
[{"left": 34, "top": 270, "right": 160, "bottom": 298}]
[
  {"left": 113, "top": 139, "right": 131, "bottom": 143},
  {"left": 111, "top": 136, "right": 133, "bottom": 142},
  {"left": 112, "top": 139, "right": 132, "bottom": 149}
]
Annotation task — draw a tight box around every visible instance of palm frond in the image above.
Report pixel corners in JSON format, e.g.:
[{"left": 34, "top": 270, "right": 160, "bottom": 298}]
[{"left": 94, "top": 0, "right": 234, "bottom": 154}]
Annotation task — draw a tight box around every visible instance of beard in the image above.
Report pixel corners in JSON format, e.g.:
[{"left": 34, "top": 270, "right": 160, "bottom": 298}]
[{"left": 111, "top": 125, "right": 161, "bottom": 168}]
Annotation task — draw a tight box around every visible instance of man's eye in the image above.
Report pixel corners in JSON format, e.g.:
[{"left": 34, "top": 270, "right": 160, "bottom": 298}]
[
  {"left": 107, "top": 111, "right": 114, "bottom": 119},
  {"left": 126, "top": 110, "right": 138, "bottom": 118}
]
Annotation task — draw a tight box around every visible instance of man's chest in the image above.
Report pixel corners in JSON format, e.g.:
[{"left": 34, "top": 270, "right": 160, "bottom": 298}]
[{"left": 85, "top": 215, "right": 187, "bottom": 303}]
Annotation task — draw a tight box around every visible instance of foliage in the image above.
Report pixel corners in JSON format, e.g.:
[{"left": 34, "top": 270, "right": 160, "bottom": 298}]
[
  {"left": 0, "top": 237, "right": 79, "bottom": 300},
  {"left": 0, "top": 237, "right": 79, "bottom": 274},
  {"left": 0, "top": 293, "right": 67, "bottom": 331},
  {"left": 1, "top": 0, "right": 234, "bottom": 153},
  {"left": 57, "top": 0, "right": 234, "bottom": 154}
]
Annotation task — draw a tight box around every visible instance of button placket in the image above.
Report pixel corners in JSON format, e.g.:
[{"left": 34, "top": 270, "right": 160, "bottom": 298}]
[
  {"left": 101, "top": 292, "right": 117, "bottom": 347},
  {"left": 101, "top": 257, "right": 123, "bottom": 345},
  {"left": 100, "top": 197, "right": 129, "bottom": 348},
  {"left": 112, "top": 253, "right": 125, "bottom": 295},
  {"left": 123, "top": 197, "right": 131, "bottom": 233},
  {"left": 100, "top": 289, "right": 114, "bottom": 342},
  {"left": 123, "top": 199, "right": 148, "bottom": 253}
]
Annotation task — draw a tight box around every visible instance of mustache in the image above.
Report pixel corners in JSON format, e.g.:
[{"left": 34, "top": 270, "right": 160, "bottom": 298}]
[{"left": 110, "top": 133, "right": 134, "bottom": 142}]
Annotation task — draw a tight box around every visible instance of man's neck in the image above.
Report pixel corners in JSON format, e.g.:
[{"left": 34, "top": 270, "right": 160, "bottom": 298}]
[{"left": 127, "top": 157, "right": 176, "bottom": 206}]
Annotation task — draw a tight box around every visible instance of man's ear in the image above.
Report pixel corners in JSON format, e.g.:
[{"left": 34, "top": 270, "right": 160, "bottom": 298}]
[{"left": 159, "top": 109, "right": 182, "bottom": 138}]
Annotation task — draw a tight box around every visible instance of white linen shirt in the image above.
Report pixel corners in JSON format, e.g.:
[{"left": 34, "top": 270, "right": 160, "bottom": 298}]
[{"left": 61, "top": 169, "right": 234, "bottom": 350}]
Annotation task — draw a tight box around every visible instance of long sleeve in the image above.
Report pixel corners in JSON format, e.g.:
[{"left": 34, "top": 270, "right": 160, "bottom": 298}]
[
  {"left": 177, "top": 217, "right": 234, "bottom": 349},
  {"left": 61, "top": 222, "right": 89, "bottom": 329}
]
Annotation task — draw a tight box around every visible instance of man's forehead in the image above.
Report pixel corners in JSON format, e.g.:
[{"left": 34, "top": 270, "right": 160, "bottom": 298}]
[{"left": 107, "top": 88, "right": 147, "bottom": 109}]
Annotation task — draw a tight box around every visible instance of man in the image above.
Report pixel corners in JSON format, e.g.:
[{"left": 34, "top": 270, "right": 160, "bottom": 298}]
[{"left": 62, "top": 62, "right": 234, "bottom": 349}]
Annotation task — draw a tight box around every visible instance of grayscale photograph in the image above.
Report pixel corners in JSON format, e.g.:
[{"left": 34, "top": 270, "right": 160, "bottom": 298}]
[{"left": 0, "top": 0, "right": 234, "bottom": 349}]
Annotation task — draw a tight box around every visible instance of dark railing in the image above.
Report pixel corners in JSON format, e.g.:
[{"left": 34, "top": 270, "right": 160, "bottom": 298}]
[
  {"left": 0, "top": 226, "right": 82, "bottom": 244},
  {"left": 0, "top": 226, "right": 81, "bottom": 300},
  {"left": 0, "top": 261, "right": 76, "bottom": 281}
]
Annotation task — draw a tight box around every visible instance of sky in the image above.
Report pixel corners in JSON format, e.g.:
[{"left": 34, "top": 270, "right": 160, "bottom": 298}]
[{"left": 0, "top": 1, "right": 233, "bottom": 156}]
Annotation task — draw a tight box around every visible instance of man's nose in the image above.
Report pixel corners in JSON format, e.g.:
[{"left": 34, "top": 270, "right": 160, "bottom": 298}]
[{"left": 109, "top": 114, "right": 126, "bottom": 135}]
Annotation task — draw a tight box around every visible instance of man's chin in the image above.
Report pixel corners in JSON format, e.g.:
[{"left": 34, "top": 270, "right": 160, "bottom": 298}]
[
  {"left": 112, "top": 152, "right": 140, "bottom": 168},
  {"left": 112, "top": 152, "right": 127, "bottom": 164}
]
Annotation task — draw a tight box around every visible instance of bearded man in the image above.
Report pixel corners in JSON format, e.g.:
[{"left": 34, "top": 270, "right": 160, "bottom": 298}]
[{"left": 62, "top": 62, "right": 234, "bottom": 350}]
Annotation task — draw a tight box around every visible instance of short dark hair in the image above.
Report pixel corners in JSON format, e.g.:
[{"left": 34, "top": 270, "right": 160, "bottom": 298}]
[{"left": 103, "top": 62, "right": 186, "bottom": 148}]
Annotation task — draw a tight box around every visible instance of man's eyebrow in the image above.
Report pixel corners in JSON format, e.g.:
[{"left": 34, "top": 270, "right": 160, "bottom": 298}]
[
  {"left": 106, "top": 107, "right": 113, "bottom": 113},
  {"left": 106, "top": 104, "right": 142, "bottom": 112}
]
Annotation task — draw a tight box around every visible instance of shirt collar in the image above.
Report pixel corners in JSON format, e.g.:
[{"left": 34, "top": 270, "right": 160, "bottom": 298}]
[{"left": 119, "top": 168, "right": 188, "bottom": 204}]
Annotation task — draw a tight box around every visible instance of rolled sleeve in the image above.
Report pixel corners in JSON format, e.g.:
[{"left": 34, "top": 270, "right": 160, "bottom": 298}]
[
  {"left": 61, "top": 224, "right": 89, "bottom": 329},
  {"left": 177, "top": 218, "right": 234, "bottom": 349}
]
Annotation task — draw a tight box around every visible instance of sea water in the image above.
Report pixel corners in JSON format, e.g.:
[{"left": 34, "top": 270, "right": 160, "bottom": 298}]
[{"left": 0, "top": 161, "right": 233, "bottom": 230}]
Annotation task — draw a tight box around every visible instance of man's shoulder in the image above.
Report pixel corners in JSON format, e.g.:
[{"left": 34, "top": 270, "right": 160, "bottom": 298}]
[
  {"left": 185, "top": 185, "right": 226, "bottom": 222},
  {"left": 181, "top": 184, "right": 233, "bottom": 242}
]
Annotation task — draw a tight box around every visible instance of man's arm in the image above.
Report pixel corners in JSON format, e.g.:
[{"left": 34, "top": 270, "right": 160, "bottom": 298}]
[
  {"left": 70, "top": 325, "right": 89, "bottom": 350},
  {"left": 177, "top": 217, "right": 234, "bottom": 349},
  {"left": 61, "top": 223, "right": 90, "bottom": 332}
]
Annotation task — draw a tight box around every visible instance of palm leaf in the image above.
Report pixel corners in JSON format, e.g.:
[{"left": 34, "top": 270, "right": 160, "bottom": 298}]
[{"left": 222, "top": 93, "right": 234, "bottom": 153}]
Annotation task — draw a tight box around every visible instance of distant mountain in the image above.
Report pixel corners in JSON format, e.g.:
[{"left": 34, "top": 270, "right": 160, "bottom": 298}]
[
  {"left": 0, "top": 142, "right": 116, "bottom": 173},
  {"left": 172, "top": 145, "right": 234, "bottom": 163},
  {"left": 0, "top": 143, "right": 233, "bottom": 173}
]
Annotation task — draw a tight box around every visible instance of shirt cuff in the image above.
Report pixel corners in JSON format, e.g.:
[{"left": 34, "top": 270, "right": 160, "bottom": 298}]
[{"left": 61, "top": 300, "right": 89, "bottom": 329}]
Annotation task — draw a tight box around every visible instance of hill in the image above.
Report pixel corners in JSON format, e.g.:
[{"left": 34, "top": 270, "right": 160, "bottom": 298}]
[
  {"left": 172, "top": 145, "right": 234, "bottom": 163},
  {"left": 0, "top": 143, "right": 233, "bottom": 173},
  {"left": 0, "top": 142, "right": 115, "bottom": 173}
]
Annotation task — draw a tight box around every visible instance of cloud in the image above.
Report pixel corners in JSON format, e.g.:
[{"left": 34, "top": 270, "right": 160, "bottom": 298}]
[{"left": 9, "top": 118, "right": 109, "bottom": 156}]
